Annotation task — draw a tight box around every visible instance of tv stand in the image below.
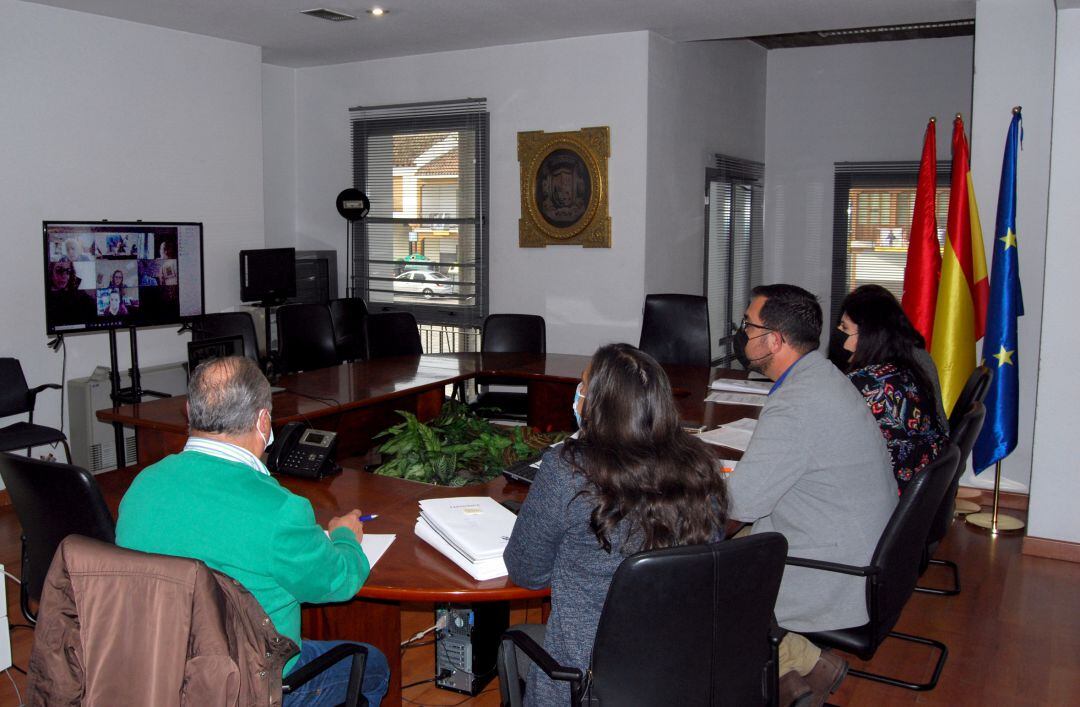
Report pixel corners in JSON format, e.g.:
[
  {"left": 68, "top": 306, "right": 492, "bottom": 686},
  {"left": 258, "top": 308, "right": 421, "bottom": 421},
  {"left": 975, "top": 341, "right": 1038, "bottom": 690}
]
[{"left": 107, "top": 327, "right": 171, "bottom": 467}]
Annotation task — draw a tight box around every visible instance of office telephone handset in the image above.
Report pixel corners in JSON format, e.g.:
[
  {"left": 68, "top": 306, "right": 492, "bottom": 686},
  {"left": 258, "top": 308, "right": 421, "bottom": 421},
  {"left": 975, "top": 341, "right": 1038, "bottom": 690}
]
[{"left": 265, "top": 421, "right": 341, "bottom": 479}]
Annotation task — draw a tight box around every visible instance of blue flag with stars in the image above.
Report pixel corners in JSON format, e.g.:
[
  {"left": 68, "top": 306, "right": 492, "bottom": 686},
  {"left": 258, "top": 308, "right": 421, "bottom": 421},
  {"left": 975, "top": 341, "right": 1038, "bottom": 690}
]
[{"left": 973, "top": 110, "right": 1024, "bottom": 474}]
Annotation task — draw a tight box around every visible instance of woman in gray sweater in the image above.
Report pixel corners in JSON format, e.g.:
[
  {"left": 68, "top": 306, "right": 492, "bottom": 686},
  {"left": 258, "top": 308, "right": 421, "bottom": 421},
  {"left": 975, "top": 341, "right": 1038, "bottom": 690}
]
[{"left": 504, "top": 343, "right": 729, "bottom": 706}]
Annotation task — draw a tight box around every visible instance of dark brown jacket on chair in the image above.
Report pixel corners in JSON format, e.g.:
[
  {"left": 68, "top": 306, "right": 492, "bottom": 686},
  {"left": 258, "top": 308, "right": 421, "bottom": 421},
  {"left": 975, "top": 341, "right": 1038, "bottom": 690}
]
[{"left": 27, "top": 535, "right": 298, "bottom": 706}]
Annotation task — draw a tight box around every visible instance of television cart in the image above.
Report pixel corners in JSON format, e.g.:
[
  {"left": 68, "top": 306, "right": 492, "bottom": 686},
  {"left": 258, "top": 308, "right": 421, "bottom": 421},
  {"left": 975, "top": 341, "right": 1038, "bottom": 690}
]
[{"left": 108, "top": 326, "right": 171, "bottom": 468}]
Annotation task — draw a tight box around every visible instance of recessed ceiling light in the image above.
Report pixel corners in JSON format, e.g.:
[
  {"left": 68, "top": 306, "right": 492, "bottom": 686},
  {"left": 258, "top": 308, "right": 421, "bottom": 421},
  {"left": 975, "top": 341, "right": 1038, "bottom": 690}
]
[{"left": 368, "top": 7, "right": 387, "bottom": 17}]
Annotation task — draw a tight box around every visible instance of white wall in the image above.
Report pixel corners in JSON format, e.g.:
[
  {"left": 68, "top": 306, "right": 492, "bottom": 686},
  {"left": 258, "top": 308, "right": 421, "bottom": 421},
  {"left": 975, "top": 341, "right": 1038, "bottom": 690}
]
[
  {"left": 644, "top": 36, "right": 767, "bottom": 296},
  {"left": 266, "top": 32, "right": 653, "bottom": 355},
  {"left": 1028, "top": 8, "right": 1080, "bottom": 544},
  {"left": 0, "top": 1, "right": 266, "bottom": 452},
  {"left": 763, "top": 37, "right": 975, "bottom": 318},
  {"left": 263, "top": 64, "right": 297, "bottom": 248},
  {"left": 962, "top": 0, "right": 1056, "bottom": 494}
]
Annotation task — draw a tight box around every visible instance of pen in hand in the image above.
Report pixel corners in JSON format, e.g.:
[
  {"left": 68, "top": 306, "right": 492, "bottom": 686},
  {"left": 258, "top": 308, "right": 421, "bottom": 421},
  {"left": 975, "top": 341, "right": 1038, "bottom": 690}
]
[{"left": 358, "top": 514, "right": 378, "bottom": 523}]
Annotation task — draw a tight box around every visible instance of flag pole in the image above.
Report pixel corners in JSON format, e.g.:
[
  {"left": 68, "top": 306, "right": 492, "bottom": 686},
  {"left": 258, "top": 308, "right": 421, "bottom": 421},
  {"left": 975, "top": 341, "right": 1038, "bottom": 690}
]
[{"left": 966, "top": 461, "right": 1025, "bottom": 533}]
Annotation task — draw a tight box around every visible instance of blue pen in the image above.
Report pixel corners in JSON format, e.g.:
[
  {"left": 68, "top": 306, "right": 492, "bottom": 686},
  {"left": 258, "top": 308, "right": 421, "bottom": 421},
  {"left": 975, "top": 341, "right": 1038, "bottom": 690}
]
[{"left": 358, "top": 514, "right": 378, "bottom": 522}]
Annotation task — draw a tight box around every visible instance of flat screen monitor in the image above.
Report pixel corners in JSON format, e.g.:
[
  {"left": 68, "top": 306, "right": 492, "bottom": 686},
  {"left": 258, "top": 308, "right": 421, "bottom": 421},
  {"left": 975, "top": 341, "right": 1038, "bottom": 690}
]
[
  {"left": 43, "top": 221, "right": 205, "bottom": 335},
  {"left": 239, "top": 248, "right": 296, "bottom": 305}
]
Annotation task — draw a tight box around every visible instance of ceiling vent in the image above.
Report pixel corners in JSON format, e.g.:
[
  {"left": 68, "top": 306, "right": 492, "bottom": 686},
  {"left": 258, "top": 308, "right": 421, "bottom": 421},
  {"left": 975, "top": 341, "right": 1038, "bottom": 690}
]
[
  {"left": 751, "top": 19, "right": 974, "bottom": 49},
  {"left": 300, "top": 8, "right": 358, "bottom": 22}
]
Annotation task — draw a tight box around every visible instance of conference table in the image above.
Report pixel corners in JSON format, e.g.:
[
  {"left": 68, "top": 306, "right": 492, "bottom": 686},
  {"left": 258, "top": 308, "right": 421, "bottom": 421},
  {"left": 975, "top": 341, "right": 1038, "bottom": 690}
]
[{"left": 97, "top": 353, "right": 759, "bottom": 703}]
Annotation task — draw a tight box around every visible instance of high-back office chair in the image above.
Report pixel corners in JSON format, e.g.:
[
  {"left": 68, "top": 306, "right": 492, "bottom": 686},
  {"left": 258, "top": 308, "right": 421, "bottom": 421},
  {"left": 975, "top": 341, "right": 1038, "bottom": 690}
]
[
  {"left": 916, "top": 401, "right": 986, "bottom": 596},
  {"left": 498, "top": 533, "right": 788, "bottom": 707},
  {"left": 276, "top": 303, "right": 340, "bottom": 373},
  {"left": 473, "top": 314, "right": 546, "bottom": 421},
  {"left": 948, "top": 365, "right": 993, "bottom": 434},
  {"left": 366, "top": 311, "right": 423, "bottom": 359},
  {"left": 0, "top": 453, "right": 115, "bottom": 623},
  {"left": 788, "top": 443, "right": 960, "bottom": 692},
  {"left": 638, "top": 294, "right": 711, "bottom": 367},
  {"left": 0, "top": 358, "right": 71, "bottom": 463},
  {"left": 192, "top": 312, "right": 261, "bottom": 365},
  {"left": 330, "top": 297, "right": 369, "bottom": 362},
  {"left": 28, "top": 535, "right": 369, "bottom": 707}
]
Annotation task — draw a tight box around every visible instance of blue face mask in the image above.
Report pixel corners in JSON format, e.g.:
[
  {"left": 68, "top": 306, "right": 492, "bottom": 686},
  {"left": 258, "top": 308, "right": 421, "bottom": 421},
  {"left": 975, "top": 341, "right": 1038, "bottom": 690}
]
[{"left": 572, "top": 383, "right": 586, "bottom": 429}]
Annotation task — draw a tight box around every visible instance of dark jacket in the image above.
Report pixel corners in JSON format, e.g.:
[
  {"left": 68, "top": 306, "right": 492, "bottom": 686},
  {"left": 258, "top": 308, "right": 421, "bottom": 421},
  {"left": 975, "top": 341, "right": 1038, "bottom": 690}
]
[{"left": 27, "top": 535, "right": 298, "bottom": 706}]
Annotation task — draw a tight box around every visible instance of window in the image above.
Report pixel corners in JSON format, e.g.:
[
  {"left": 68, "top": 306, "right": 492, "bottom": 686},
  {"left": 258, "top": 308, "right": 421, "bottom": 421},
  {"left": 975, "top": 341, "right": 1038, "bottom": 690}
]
[
  {"left": 704, "top": 155, "right": 764, "bottom": 365},
  {"left": 830, "top": 162, "right": 950, "bottom": 326},
  {"left": 350, "top": 99, "right": 489, "bottom": 334}
]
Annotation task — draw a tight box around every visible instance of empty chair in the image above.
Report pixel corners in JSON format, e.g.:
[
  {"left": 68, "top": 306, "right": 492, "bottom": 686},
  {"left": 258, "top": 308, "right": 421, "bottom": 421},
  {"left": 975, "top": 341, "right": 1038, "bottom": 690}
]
[
  {"left": 276, "top": 303, "right": 340, "bottom": 373},
  {"left": 0, "top": 357, "right": 71, "bottom": 462},
  {"left": 788, "top": 443, "right": 960, "bottom": 692},
  {"left": 192, "top": 311, "right": 261, "bottom": 364},
  {"left": 329, "top": 297, "right": 369, "bottom": 362},
  {"left": 473, "top": 314, "right": 546, "bottom": 421},
  {"left": 365, "top": 311, "right": 423, "bottom": 359},
  {"left": 498, "top": 533, "right": 788, "bottom": 707},
  {"left": 948, "top": 365, "right": 993, "bottom": 434},
  {"left": 638, "top": 294, "right": 711, "bottom": 367},
  {"left": 916, "top": 401, "right": 987, "bottom": 596},
  {"left": 0, "top": 452, "right": 115, "bottom": 623}
]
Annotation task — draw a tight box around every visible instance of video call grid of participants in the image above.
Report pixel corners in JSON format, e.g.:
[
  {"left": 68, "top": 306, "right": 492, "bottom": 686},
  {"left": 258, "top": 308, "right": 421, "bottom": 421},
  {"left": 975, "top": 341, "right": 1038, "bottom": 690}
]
[{"left": 46, "top": 229, "right": 180, "bottom": 325}]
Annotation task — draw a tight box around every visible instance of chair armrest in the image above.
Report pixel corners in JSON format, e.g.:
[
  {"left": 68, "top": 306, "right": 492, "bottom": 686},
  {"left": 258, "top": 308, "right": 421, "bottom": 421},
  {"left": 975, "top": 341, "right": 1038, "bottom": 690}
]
[
  {"left": 785, "top": 555, "right": 878, "bottom": 577},
  {"left": 502, "top": 629, "right": 584, "bottom": 683},
  {"left": 26, "top": 384, "right": 62, "bottom": 413},
  {"left": 282, "top": 643, "right": 367, "bottom": 698}
]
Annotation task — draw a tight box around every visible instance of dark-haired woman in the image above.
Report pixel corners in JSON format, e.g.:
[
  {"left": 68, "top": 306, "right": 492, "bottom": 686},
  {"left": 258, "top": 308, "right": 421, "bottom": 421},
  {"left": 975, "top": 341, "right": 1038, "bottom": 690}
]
[
  {"left": 838, "top": 285, "right": 948, "bottom": 492},
  {"left": 504, "top": 343, "right": 728, "bottom": 706}
]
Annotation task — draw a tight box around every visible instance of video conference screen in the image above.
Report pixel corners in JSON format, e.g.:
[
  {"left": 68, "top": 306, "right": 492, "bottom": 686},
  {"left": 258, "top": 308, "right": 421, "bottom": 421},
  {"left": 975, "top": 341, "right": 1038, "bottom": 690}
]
[{"left": 43, "top": 221, "right": 205, "bottom": 335}]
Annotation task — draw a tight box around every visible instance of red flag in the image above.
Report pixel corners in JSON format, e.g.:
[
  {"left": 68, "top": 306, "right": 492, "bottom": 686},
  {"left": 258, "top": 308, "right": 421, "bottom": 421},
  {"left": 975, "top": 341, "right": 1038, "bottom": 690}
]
[{"left": 902, "top": 118, "right": 941, "bottom": 347}]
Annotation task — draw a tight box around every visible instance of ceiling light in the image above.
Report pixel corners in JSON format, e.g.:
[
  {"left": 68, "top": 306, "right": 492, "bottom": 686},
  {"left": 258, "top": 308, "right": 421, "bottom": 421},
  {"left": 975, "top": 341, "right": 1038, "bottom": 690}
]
[
  {"left": 300, "top": 8, "right": 357, "bottom": 22},
  {"left": 368, "top": 7, "right": 387, "bottom": 17}
]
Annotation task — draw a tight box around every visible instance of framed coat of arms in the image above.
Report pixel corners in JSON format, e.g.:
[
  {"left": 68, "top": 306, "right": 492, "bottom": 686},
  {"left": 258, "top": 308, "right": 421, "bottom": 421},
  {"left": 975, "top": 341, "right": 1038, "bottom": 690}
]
[{"left": 518, "top": 126, "right": 611, "bottom": 248}]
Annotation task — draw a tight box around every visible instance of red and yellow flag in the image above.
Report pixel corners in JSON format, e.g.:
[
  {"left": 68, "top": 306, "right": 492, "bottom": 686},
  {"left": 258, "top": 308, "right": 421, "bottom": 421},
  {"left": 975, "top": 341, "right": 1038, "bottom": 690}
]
[
  {"left": 901, "top": 118, "right": 941, "bottom": 347},
  {"left": 931, "top": 115, "right": 989, "bottom": 416}
]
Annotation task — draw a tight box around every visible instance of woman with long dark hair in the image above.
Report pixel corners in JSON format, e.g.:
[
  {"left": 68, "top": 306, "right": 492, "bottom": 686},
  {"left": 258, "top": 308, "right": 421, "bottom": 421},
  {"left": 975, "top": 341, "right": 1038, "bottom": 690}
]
[
  {"left": 504, "top": 343, "right": 728, "bottom": 705},
  {"left": 838, "top": 285, "right": 947, "bottom": 492}
]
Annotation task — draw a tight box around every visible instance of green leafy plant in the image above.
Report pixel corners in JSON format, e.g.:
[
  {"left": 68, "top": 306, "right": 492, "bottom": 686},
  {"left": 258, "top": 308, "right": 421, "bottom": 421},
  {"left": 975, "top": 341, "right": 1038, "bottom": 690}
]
[{"left": 373, "top": 400, "right": 567, "bottom": 486}]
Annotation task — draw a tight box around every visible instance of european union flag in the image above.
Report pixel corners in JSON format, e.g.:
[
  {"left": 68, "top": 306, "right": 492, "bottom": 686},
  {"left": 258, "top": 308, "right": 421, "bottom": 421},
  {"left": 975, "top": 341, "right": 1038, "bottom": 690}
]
[{"left": 973, "top": 109, "right": 1024, "bottom": 473}]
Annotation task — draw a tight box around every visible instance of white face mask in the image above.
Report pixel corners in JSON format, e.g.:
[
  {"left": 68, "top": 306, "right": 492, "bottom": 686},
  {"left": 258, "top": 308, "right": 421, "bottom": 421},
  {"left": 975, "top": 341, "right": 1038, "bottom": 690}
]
[{"left": 257, "top": 410, "right": 274, "bottom": 452}]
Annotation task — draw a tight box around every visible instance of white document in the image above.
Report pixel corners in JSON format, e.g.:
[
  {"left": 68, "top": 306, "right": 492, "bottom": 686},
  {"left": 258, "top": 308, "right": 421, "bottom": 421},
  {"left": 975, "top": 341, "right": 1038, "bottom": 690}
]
[
  {"left": 696, "top": 417, "right": 758, "bottom": 451},
  {"left": 705, "top": 391, "right": 766, "bottom": 407},
  {"left": 709, "top": 378, "right": 772, "bottom": 395},
  {"left": 418, "top": 497, "right": 517, "bottom": 563},
  {"left": 415, "top": 518, "right": 508, "bottom": 581},
  {"left": 360, "top": 534, "right": 396, "bottom": 569}
]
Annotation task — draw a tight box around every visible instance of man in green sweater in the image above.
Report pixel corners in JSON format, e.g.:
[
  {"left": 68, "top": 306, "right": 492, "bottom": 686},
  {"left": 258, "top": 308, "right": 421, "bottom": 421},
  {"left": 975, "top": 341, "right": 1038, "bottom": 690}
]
[{"left": 116, "top": 356, "right": 388, "bottom": 706}]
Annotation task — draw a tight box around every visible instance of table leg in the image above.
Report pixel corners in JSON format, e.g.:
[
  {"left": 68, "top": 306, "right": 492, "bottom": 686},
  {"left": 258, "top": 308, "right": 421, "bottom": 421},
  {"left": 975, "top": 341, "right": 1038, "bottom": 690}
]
[{"left": 303, "top": 598, "right": 403, "bottom": 706}]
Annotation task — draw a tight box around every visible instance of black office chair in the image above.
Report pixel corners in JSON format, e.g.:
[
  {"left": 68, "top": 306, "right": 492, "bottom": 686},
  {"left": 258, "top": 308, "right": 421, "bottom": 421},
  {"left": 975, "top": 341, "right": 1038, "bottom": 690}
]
[
  {"left": 0, "top": 358, "right": 71, "bottom": 463},
  {"left": 498, "top": 533, "right": 788, "bottom": 707},
  {"left": 329, "top": 297, "right": 369, "bottom": 363},
  {"left": 948, "top": 365, "right": 993, "bottom": 435},
  {"left": 0, "top": 453, "right": 115, "bottom": 623},
  {"left": 916, "top": 401, "right": 986, "bottom": 596},
  {"left": 472, "top": 314, "right": 546, "bottom": 421},
  {"left": 276, "top": 303, "right": 340, "bottom": 373},
  {"left": 192, "top": 312, "right": 261, "bottom": 365},
  {"left": 365, "top": 311, "right": 423, "bottom": 359},
  {"left": 788, "top": 443, "right": 959, "bottom": 692},
  {"left": 638, "top": 294, "right": 711, "bottom": 367}
]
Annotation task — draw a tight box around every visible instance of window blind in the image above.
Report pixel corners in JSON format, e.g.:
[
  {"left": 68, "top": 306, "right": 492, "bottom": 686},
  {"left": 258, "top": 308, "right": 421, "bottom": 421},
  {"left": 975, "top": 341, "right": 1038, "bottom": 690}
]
[{"left": 350, "top": 98, "right": 490, "bottom": 328}]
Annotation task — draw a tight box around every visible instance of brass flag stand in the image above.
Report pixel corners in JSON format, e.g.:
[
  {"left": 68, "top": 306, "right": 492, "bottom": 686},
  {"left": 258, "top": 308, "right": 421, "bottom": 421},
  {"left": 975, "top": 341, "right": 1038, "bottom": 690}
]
[{"left": 965, "top": 461, "right": 1024, "bottom": 533}]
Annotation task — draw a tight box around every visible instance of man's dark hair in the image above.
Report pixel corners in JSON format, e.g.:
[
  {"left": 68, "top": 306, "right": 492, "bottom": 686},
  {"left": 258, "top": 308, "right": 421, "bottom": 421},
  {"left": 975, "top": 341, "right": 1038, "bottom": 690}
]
[
  {"left": 187, "top": 356, "right": 271, "bottom": 435},
  {"left": 751, "top": 284, "right": 822, "bottom": 353}
]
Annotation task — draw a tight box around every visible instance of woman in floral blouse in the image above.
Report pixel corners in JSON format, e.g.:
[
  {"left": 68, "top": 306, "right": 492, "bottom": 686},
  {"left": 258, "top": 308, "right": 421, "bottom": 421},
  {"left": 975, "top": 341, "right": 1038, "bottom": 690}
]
[{"left": 837, "top": 285, "right": 948, "bottom": 492}]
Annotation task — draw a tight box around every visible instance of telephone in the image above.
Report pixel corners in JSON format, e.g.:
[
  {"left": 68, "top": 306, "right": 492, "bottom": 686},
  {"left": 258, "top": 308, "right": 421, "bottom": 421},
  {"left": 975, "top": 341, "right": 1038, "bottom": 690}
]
[{"left": 265, "top": 421, "right": 341, "bottom": 479}]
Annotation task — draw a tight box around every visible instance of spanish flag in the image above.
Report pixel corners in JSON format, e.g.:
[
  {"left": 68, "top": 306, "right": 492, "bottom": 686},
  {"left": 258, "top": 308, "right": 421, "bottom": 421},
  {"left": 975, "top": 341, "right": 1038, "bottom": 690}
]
[
  {"left": 931, "top": 115, "right": 989, "bottom": 416},
  {"left": 901, "top": 118, "right": 941, "bottom": 347}
]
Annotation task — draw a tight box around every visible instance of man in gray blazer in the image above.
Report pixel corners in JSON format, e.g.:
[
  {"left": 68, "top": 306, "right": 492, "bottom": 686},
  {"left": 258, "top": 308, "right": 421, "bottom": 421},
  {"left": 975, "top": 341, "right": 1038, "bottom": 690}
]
[{"left": 727, "top": 284, "right": 897, "bottom": 707}]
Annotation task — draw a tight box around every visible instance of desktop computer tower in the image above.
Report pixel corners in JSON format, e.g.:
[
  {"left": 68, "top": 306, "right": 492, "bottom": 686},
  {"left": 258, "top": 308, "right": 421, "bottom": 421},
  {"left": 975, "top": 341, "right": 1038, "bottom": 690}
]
[{"left": 434, "top": 602, "right": 509, "bottom": 695}]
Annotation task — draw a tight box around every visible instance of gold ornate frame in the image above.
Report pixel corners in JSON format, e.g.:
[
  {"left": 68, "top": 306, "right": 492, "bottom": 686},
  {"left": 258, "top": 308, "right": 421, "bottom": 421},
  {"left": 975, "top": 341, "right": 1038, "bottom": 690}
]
[{"left": 518, "top": 126, "right": 611, "bottom": 248}]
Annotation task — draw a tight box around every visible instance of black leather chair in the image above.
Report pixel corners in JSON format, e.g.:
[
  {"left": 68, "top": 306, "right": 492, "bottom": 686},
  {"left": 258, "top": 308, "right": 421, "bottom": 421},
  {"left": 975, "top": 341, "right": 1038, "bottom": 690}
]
[
  {"left": 916, "top": 402, "right": 986, "bottom": 596},
  {"left": 473, "top": 314, "right": 546, "bottom": 421},
  {"left": 638, "top": 294, "right": 711, "bottom": 367},
  {"left": 498, "top": 533, "right": 788, "bottom": 707},
  {"left": 948, "top": 365, "right": 993, "bottom": 435},
  {"left": 192, "top": 312, "right": 261, "bottom": 365},
  {"left": 276, "top": 303, "right": 340, "bottom": 373},
  {"left": 788, "top": 443, "right": 960, "bottom": 692},
  {"left": 365, "top": 311, "right": 423, "bottom": 359},
  {"left": 0, "top": 358, "right": 71, "bottom": 463},
  {"left": 0, "top": 453, "right": 115, "bottom": 623},
  {"left": 329, "top": 297, "right": 369, "bottom": 363}
]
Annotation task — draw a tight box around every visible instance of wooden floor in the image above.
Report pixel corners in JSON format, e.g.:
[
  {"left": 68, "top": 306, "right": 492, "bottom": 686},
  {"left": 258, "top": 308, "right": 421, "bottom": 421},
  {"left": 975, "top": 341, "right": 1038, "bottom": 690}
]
[{"left": 0, "top": 470, "right": 1077, "bottom": 706}]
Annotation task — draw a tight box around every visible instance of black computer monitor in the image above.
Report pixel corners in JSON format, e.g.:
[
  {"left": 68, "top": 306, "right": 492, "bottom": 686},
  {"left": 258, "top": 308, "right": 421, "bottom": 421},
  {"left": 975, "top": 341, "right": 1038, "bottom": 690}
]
[{"left": 239, "top": 248, "right": 296, "bottom": 305}]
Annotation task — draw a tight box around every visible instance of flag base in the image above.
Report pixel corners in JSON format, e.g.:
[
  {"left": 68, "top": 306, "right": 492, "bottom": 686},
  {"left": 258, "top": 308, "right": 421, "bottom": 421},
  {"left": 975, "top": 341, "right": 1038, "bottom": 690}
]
[
  {"left": 955, "top": 498, "right": 981, "bottom": 514},
  {"left": 966, "top": 512, "right": 1024, "bottom": 533},
  {"left": 956, "top": 487, "right": 981, "bottom": 500}
]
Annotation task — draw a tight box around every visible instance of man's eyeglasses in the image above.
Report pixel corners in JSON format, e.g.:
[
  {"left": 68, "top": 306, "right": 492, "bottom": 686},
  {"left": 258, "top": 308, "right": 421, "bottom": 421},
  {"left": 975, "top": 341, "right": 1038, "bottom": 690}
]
[{"left": 740, "top": 319, "right": 776, "bottom": 334}]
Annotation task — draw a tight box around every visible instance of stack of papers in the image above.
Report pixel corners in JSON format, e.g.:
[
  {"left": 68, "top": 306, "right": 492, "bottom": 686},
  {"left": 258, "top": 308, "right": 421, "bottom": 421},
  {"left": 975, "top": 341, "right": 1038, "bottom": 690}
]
[
  {"left": 695, "top": 418, "right": 758, "bottom": 451},
  {"left": 709, "top": 378, "right": 772, "bottom": 395},
  {"left": 415, "top": 497, "right": 517, "bottom": 581}
]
